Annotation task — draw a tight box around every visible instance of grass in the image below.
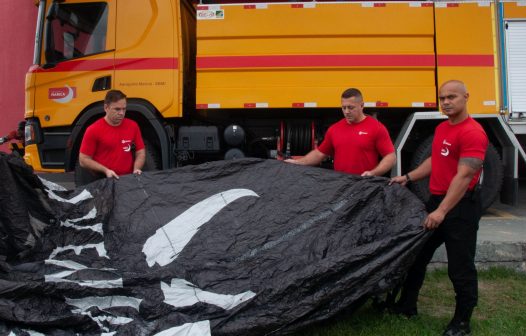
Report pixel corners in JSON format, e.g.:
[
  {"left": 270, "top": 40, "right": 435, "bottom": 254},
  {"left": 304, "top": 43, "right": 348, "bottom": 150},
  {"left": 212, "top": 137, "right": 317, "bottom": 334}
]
[{"left": 295, "top": 267, "right": 526, "bottom": 336}]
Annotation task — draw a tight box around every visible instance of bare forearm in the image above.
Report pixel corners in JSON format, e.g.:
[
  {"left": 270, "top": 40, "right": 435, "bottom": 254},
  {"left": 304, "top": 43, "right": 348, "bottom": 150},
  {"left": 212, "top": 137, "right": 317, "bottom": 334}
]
[
  {"left": 134, "top": 149, "right": 146, "bottom": 171},
  {"left": 407, "top": 157, "right": 432, "bottom": 181},
  {"left": 79, "top": 153, "right": 109, "bottom": 175},
  {"left": 285, "top": 149, "right": 327, "bottom": 166},
  {"left": 369, "top": 152, "right": 396, "bottom": 176}
]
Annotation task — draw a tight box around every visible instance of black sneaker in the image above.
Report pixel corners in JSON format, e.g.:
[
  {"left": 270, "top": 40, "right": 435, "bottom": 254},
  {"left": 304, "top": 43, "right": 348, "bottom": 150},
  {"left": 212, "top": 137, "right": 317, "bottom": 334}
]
[{"left": 442, "top": 321, "right": 471, "bottom": 336}]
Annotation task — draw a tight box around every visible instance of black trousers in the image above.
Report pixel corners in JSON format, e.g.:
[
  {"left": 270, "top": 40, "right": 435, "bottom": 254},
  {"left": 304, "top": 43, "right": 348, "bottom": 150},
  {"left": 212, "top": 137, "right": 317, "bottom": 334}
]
[{"left": 402, "top": 192, "right": 482, "bottom": 318}]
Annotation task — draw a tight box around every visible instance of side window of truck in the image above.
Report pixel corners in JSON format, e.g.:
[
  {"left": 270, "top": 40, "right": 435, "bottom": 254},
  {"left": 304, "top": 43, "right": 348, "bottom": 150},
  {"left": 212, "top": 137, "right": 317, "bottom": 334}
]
[{"left": 44, "top": 3, "right": 108, "bottom": 64}]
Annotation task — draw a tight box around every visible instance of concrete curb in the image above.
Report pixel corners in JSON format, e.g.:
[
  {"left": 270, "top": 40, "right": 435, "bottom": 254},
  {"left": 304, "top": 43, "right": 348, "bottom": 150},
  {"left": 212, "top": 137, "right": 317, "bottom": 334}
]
[{"left": 430, "top": 241, "right": 526, "bottom": 272}]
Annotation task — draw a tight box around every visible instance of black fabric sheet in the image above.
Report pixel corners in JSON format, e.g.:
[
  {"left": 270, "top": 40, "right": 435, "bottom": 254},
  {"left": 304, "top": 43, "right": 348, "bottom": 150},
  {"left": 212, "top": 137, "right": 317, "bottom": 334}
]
[{"left": 0, "top": 153, "right": 429, "bottom": 335}]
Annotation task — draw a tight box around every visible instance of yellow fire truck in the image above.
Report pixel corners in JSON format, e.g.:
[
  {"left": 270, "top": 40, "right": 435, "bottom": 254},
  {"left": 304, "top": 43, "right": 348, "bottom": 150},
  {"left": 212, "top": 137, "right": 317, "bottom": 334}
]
[{"left": 23, "top": 0, "right": 526, "bottom": 208}]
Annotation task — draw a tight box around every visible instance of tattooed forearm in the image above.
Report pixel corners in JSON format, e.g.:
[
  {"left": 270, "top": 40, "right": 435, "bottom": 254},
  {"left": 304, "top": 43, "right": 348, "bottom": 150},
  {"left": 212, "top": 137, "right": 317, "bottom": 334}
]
[{"left": 459, "top": 157, "right": 483, "bottom": 170}]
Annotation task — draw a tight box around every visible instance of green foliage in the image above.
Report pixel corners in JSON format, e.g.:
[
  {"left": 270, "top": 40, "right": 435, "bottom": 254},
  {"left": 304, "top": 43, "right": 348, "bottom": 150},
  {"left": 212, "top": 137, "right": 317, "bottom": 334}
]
[{"left": 296, "top": 267, "right": 526, "bottom": 336}]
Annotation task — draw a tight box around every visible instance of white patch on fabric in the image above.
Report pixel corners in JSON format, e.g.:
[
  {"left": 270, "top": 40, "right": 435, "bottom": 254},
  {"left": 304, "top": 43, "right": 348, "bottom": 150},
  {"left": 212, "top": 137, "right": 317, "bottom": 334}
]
[
  {"left": 46, "top": 259, "right": 88, "bottom": 270},
  {"left": 47, "top": 188, "right": 93, "bottom": 204},
  {"left": 143, "top": 188, "right": 259, "bottom": 267},
  {"left": 49, "top": 242, "right": 108, "bottom": 259},
  {"left": 66, "top": 296, "right": 142, "bottom": 312},
  {"left": 153, "top": 320, "right": 211, "bottom": 336},
  {"left": 45, "top": 272, "right": 123, "bottom": 288},
  {"left": 39, "top": 176, "right": 68, "bottom": 191},
  {"left": 161, "top": 278, "right": 256, "bottom": 310},
  {"left": 59, "top": 208, "right": 102, "bottom": 233}
]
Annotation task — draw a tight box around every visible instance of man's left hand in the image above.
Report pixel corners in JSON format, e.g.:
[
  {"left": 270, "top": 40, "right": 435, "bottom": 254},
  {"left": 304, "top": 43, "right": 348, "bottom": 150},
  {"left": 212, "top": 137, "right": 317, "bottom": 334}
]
[
  {"left": 361, "top": 171, "right": 374, "bottom": 177},
  {"left": 133, "top": 169, "right": 142, "bottom": 175}
]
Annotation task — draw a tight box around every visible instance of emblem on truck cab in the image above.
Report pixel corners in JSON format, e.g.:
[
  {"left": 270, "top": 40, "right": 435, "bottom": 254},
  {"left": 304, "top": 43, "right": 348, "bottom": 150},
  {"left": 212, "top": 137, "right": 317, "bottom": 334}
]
[{"left": 48, "top": 85, "right": 77, "bottom": 104}]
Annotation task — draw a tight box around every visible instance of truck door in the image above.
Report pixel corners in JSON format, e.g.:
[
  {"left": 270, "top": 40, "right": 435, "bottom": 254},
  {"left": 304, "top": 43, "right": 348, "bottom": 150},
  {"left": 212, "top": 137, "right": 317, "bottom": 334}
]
[
  {"left": 31, "top": 0, "right": 116, "bottom": 169},
  {"left": 505, "top": 20, "right": 526, "bottom": 119}
]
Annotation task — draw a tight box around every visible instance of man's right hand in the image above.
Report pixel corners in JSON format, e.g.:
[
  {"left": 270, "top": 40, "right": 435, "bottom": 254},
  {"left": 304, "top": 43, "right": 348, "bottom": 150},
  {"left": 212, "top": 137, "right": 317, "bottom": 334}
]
[{"left": 105, "top": 169, "right": 119, "bottom": 179}]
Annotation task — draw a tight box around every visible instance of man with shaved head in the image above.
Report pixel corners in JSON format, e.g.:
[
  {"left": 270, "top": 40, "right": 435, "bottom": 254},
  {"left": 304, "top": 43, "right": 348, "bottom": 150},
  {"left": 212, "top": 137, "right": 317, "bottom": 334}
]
[{"left": 390, "top": 80, "right": 488, "bottom": 336}]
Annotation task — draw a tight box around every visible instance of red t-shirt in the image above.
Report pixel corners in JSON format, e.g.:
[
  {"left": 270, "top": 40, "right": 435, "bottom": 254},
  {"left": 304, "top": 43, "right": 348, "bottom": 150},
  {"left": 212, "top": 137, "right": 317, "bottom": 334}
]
[
  {"left": 430, "top": 116, "right": 488, "bottom": 195},
  {"left": 80, "top": 118, "right": 145, "bottom": 176},
  {"left": 318, "top": 116, "right": 395, "bottom": 175}
]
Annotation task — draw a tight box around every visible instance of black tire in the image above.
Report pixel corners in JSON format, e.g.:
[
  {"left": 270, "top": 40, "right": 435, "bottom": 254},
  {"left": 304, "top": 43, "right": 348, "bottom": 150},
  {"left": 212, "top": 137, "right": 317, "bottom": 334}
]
[
  {"left": 142, "top": 140, "right": 161, "bottom": 171},
  {"left": 478, "top": 143, "right": 503, "bottom": 210},
  {"left": 409, "top": 136, "right": 503, "bottom": 211}
]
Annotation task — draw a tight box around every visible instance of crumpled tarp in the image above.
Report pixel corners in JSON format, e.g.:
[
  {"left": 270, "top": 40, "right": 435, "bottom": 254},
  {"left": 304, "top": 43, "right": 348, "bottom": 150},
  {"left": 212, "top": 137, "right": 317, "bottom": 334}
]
[{"left": 0, "top": 154, "right": 429, "bottom": 335}]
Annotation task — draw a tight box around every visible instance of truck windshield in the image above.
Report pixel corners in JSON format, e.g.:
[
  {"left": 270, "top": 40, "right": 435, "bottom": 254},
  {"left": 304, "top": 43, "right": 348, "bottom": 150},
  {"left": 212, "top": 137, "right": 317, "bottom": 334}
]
[{"left": 44, "top": 2, "right": 108, "bottom": 64}]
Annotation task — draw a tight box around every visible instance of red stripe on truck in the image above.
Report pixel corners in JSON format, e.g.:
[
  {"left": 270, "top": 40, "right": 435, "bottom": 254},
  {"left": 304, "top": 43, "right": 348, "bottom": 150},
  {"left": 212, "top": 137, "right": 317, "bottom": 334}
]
[
  {"left": 197, "top": 55, "right": 436, "bottom": 68},
  {"left": 29, "top": 58, "right": 179, "bottom": 72}
]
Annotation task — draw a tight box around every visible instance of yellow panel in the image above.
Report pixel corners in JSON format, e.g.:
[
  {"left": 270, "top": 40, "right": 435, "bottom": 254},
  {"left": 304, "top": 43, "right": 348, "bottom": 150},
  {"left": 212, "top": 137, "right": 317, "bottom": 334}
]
[
  {"left": 197, "top": 69, "right": 436, "bottom": 108},
  {"left": 435, "top": 2, "right": 494, "bottom": 54},
  {"left": 503, "top": 1, "right": 526, "bottom": 19},
  {"left": 115, "top": 0, "right": 179, "bottom": 117},
  {"left": 33, "top": 67, "right": 112, "bottom": 127},
  {"left": 438, "top": 68, "right": 498, "bottom": 114},
  {"left": 23, "top": 144, "right": 64, "bottom": 172},
  {"left": 198, "top": 3, "right": 434, "bottom": 39},
  {"left": 197, "top": 2, "right": 436, "bottom": 109},
  {"left": 435, "top": 2, "right": 499, "bottom": 114}
]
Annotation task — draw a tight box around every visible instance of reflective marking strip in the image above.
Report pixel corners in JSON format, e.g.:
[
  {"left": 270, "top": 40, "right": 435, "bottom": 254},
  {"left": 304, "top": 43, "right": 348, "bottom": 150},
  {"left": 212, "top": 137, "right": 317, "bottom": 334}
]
[
  {"left": 410, "top": 2, "right": 433, "bottom": 7},
  {"left": 244, "top": 5, "right": 256, "bottom": 9},
  {"left": 291, "top": 3, "right": 316, "bottom": 8},
  {"left": 244, "top": 103, "right": 268, "bottom": 108},
  {"left": 447, "top": 3, "right": 460, "bottom": 7},
  {"left": 362, "top": 2, "right": 374, "bottom": 7},
  {"left": 412, "top": 102, "right": 437, "bottom": 107},
  {"left": 197, "top": 103, "right": 221, "bottom": 109},
  {"left": 374, "top": 3, "right": 386, "bottom": 7},
  {"left": 365, "top": 102, "right": 388, "bottom": 107},
  {"left": 478, "top": 1, "right": 491, "bottom": 7},
  {"left": 518, "top": 1, "right": 526, "bottom": 6},
  {"left": 197, "top": 5, "right": 220, "bottom": 11},
  {"left": 483, "top": 100, "right": 496, "bottom": 106},
  {"left": 435, "top": 3, "right": 447, "bottom": 7},
  {"left": 292, "top": 102, "right": 317, "bottom": 108}
]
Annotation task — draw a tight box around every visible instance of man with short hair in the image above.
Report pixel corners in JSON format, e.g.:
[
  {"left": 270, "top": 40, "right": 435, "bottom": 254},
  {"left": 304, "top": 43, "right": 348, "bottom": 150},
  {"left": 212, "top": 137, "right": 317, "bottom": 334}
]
[
  {"left": 286, "top": 88, "right": 396, "bottom": 176},
  {"left": 79, "top": 90, "right": 145, "bottom": 182},
  {"left": 390, "top": 80, "right": 488, "bottom": 336}
]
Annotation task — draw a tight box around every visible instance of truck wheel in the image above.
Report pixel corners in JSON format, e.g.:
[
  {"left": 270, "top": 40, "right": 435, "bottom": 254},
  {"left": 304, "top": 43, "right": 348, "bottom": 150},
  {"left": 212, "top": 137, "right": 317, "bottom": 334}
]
[
  {"left": 409, "top": 136, "right": 503, "bottom": 211},
  {"left": 478, "top": 143, "right": 503, "bottom": 210},
  {"left": 142, "top": 140, "right": 161, "bottom": 171}
]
